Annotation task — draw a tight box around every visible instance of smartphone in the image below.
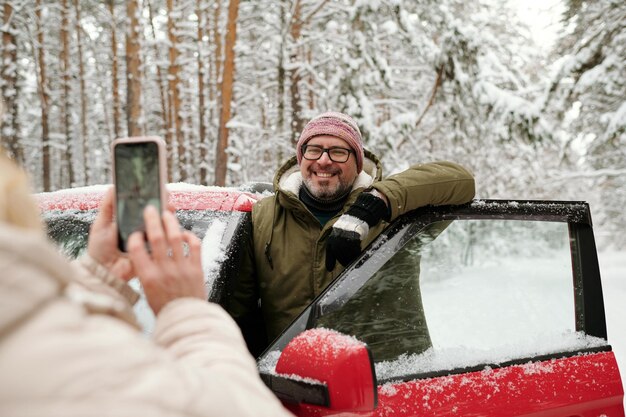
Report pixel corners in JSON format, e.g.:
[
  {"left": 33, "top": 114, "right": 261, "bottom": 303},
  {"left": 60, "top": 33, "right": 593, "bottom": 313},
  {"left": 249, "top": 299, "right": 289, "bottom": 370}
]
[{"left": 112, "top": 136, "right": 167, "bottom": 252}]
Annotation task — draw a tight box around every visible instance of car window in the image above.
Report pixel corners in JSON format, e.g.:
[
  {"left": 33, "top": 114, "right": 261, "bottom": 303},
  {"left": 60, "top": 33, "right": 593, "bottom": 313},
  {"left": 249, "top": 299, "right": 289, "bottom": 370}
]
[
  {"left": 42, "top": 210, "right": 96, "bottom": 259},
  {"left": 43, "top": 208, "right": 250, "bottom": 332},
  {"left": 316, "top": 219, "right": 609, "bottom": 380},
  {"left": 43, "top": 209, "right": 242, "bottom": 259}
]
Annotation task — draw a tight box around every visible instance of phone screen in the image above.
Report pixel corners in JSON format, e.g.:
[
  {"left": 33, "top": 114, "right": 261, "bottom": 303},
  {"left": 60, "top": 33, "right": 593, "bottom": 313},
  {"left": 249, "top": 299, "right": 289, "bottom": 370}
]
[{"left": 114, "top": 142, "right": 162, "bottom": 251}]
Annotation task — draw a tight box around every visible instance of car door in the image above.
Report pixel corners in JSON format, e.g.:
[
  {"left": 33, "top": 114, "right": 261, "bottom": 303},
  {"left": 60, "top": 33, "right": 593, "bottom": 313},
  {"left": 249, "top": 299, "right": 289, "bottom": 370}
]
[{"left": 258, "top": 200, "right": 624, "bottom": 417}]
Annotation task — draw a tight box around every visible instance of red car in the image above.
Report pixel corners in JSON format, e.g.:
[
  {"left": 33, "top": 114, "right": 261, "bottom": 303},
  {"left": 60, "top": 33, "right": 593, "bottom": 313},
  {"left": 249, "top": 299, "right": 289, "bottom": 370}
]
[
  {"left": 37, "top": 186, "right": 625, "bottom": 417},
  {"left": 36, "top": 183, "right": 266, "bottom": 307}
]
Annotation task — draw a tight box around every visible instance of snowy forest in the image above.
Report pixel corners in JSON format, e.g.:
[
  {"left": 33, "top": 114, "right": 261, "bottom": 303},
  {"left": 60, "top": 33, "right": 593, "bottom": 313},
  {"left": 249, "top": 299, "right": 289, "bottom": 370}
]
[{"left": 0, "top": 0, "right": 624, "bottom": 248}]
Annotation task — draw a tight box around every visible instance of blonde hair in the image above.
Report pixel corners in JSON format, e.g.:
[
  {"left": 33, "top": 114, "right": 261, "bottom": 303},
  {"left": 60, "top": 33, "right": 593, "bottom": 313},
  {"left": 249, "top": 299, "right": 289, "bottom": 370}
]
[{"left": 0, "top": 149, "right": 44, "bottom": 233}]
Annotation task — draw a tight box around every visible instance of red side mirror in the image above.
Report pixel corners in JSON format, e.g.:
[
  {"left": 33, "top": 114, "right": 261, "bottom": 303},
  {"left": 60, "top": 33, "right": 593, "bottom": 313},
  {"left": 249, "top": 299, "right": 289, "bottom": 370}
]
[{"left": 275, "top": 328, "right": 377, "bottom": 413}]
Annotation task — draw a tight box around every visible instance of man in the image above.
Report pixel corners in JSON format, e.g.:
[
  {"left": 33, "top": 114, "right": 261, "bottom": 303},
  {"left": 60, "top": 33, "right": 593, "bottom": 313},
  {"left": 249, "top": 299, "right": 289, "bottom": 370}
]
[{"left": 226, "top": 111, "right": 475, "bottom": 356}]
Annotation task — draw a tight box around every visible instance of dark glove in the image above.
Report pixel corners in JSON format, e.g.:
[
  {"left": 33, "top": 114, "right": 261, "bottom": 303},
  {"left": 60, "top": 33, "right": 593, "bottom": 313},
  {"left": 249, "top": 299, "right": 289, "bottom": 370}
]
[{"left": 325, "top": 192, "right": 389, "bottom": 271}]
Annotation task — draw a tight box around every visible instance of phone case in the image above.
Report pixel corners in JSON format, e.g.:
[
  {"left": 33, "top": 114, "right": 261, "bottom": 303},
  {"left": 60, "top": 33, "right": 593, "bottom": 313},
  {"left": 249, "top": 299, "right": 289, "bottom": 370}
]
[{"left": 111, "top": 136, "right": 168, "bottom": 251}]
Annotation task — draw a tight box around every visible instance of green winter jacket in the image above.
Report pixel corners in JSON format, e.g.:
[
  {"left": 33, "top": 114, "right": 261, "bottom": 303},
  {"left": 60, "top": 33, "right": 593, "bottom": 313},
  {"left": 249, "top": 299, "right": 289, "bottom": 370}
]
[{"left": 226, "top": 151, "right": 475, "bottom": 354}]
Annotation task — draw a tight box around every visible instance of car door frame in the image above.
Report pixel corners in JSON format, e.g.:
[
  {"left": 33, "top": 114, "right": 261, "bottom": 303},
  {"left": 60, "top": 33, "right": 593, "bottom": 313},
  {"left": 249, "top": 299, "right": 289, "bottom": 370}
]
[{"left": 259, "top": 199, "right": 621, "bottom": 412}]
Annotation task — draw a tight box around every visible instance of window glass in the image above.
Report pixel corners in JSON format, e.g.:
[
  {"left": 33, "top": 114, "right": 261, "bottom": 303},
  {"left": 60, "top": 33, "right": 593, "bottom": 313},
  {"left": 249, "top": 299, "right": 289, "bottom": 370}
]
[
  {"left": 43, "top": 209, "right": 241, "bottom": 260},
  {"left": 419, "top": 219, "right": 575, "bottom": 352},
  {"left": 313, "top": 219, "right": 606, "bottom": 380},
  {"left": 43, "top": 210, "right": 95, "bottom": 259},
  {"left": 43, "top": 209, "right": 247, "bottom": 334}
]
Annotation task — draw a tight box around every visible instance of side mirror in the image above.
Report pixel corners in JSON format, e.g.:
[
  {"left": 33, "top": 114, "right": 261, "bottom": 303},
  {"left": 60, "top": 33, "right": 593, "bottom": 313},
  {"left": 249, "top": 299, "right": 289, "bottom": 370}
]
[{"left": 275, "top": 328, "right": 377, "bottom": 413}]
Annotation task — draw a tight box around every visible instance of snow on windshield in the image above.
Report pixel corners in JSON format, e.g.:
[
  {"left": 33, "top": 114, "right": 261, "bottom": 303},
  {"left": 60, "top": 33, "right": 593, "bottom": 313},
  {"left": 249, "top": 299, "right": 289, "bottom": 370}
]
[
  {"left": 167, "top": 182, "right": 240, "bottom": 192},
  {"left": 38, "top": 184, "right": 111, "bottom": 195},
  {"left": 132, "top": 215, "right": 233, "bottom": 334},
  {"left": 38, "top": 182, "right": 242, "bottom": 195},
  {"left": 201, "top": 219, "right": 227, "bottom": 294},
  {"left": 40, "top": 187, "right": 238, "bottom": 335}
]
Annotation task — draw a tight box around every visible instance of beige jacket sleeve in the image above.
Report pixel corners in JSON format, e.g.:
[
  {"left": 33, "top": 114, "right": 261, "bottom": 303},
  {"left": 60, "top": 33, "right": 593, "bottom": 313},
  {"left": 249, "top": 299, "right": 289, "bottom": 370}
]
[
  {"left": 71, "top": 259, "right": 295, "bottom": 417},
  {"left": 68, "top": 254, "right": 140, "bottom": 326},
  {"left": 150, "top": 299, "right": 293, "bottom": 416},
  {"left": 0, "top": 227, "right": 293, "bottom": 416}
]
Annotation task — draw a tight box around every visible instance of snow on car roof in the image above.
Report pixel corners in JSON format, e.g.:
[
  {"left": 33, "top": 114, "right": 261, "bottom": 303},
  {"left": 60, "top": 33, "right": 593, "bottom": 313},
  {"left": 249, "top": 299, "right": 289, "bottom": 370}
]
[{"left": 35, "top": 183, "right": 267, "bottom": 212}]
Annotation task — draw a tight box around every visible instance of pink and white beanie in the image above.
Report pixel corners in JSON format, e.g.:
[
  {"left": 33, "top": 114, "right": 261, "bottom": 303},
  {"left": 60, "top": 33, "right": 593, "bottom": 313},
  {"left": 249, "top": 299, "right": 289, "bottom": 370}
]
[{"left": 296, "top": 111, "right": 364, "bottom": 173}]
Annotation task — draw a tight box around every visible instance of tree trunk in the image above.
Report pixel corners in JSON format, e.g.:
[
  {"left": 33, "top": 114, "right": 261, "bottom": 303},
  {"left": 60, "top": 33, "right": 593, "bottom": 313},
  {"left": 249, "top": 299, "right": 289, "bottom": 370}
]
[
  {"left": 1, "top": 2, "right": 21, "bottom": 164},
  {"left": 108, "top": 0, "right": 121, "bottom": 139},
  {"left": 146, "top": 0, "right": 171, "bottom": 177},
  {"left": 91, "top": 55, "right": 113, "bottom": 182},
  {"left": 274, "top": 0, "right": 288, "bottom": 164},
  {"left": 307, "top": 47, "right": 315, "bottom": 110},
  {"left": 35, "top": 0, "right": 51, "bottom": 191},
  {"left": 210, "top": 0, "right": 222, "bottom": 128},
  {"left": 288, "top": 0, "right": 328, "bottom": 144},
  {"left": 61, "top": 0, "right": 75, "bottom": 187},
  {"left": 214, "top": 0, "right": 240, "bottom": 186},
  {"left": 126, "top": 0, "right": 142, "bottom": 136},
  {"left": 167, "top": 0, "right": 185, "bottom": 181},
  {"left": 74, "top": 0, "right": 88, "bottom": 184},
  {"left": 197, "top": 0, "right": 208, "bottom": 184},
  {"left": 289, "top": 0, "right": 303, "bottom": 145}
]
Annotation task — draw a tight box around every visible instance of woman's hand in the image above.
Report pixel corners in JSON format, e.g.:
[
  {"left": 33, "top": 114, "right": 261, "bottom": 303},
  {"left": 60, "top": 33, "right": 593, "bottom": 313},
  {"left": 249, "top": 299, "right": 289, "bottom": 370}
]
[
  {"left": 127, "top": 206, "right": 206, "bottom": 315},
  {"left": 87, "top": 187, "right": 135, "bottom": 281}
]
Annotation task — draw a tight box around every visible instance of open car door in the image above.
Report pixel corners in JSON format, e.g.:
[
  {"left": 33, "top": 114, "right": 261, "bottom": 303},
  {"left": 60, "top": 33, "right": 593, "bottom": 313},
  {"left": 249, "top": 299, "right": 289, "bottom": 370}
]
[{"left": 258, "top": 200, "right": 624, "bottom": 417}]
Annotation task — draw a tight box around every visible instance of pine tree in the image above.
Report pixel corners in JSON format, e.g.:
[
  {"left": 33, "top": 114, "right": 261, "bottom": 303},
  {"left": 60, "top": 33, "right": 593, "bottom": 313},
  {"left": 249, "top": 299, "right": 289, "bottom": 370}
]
[{"left": 544, "top": 0, "right": 626, "bottom": 248}]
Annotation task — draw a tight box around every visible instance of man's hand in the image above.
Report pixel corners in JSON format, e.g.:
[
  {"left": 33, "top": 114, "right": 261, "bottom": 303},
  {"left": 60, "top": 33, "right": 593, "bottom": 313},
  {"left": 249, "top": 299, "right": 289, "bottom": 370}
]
[
  {"left": 127, "top": 206, "right": 206, "bottom": 315},
  {"left": 87, "top": 187, "right": 135, "bottom": 281},
  {"left": 325, "top": 191, "right": 389, "bottom": 271}
]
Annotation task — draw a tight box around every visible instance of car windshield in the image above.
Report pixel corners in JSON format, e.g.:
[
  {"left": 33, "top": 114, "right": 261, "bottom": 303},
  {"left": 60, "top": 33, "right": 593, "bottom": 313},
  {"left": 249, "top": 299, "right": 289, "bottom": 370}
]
[
  {"left": 42, "top": 209, "right": 95, "bottom": 259},
  {"left": 259, "top": 217, "right": 608, "bottom": 381},
  {"left": 43, "top": 208, "right": 249, "bottom": 333}
]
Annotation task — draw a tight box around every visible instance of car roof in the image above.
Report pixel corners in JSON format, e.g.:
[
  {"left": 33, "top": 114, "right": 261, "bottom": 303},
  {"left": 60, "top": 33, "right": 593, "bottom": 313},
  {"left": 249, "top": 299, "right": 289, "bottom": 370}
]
[{"left": 35, "top": 183, "right": 269, "bottom": 212}]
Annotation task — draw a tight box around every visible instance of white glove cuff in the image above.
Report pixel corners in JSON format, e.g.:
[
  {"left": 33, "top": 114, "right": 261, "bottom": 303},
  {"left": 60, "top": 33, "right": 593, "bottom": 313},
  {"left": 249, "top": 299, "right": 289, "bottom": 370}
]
[{"left": 333, "top": 214, "right": 370, "bottom": 240}]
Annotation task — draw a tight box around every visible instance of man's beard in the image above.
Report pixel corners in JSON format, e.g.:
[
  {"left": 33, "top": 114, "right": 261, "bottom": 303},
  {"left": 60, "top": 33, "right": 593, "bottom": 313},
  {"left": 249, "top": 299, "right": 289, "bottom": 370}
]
[{"left": 302, "top": 175, "right": 353, "bottom": 200}]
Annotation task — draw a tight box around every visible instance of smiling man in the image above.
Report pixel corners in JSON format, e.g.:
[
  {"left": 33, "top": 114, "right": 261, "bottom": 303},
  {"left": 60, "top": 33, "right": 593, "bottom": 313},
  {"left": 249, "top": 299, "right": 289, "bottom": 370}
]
[{"left": 226, "top": 111, "right": 476, "bottom": 354}]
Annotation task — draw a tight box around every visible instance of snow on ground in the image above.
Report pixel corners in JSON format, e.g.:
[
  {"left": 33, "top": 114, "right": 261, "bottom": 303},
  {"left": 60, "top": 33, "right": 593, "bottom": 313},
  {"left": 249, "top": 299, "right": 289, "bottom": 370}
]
[{"left": 598, "top": 250, "right": 626, "bottom": 406}]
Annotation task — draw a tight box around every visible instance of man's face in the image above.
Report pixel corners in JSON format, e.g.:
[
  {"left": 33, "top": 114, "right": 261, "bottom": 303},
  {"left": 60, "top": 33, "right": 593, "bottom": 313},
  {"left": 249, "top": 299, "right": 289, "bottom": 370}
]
[{"left": 300, "top": 135, "right": 359, "bottom": 200}]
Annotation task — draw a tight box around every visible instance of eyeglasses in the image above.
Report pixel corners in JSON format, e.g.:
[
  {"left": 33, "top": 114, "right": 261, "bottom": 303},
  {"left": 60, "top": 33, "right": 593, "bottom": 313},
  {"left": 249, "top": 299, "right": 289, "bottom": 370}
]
[{"left": 301, "top": 144, "right": 354, "bottom": 163}]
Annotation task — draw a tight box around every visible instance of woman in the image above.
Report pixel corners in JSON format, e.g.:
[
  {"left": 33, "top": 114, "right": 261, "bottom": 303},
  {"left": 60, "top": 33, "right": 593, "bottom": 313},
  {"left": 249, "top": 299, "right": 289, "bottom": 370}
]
[{"left": 0, "top": 149, "right": 292, "bottom": 417}]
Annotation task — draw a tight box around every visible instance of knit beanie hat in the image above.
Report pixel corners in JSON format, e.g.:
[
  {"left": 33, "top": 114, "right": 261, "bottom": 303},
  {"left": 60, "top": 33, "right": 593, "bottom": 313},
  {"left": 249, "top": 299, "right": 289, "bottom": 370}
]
[{"left": 296, "top": 111, "right": 364, "bottom": 173}]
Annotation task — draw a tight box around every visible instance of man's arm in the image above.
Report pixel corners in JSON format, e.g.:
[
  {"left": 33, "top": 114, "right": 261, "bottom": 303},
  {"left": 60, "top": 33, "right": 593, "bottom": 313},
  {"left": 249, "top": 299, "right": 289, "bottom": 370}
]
[
  {"left": 326, "top": 161, "right": 474, "bottom": 270},
  {"left": 372, "top": 161, "right": 475, "bottom": 221}
]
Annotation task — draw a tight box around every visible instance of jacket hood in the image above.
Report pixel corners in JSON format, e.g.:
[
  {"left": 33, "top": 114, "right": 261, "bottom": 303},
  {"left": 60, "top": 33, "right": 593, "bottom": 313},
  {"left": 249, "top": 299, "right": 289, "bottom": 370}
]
[
  {"left": 0, "top": 223, "right": 70, "bottom": 335},
  {"left": 273, "top": 149, "right": 383, "bottom": 196}
]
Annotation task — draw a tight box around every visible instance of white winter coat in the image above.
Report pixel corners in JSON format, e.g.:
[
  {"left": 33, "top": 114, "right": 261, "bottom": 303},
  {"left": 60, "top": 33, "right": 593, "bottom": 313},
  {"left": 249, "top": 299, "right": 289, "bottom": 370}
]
[{"left": 0, "top": 223, "right": 293, "bottom": 417}]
